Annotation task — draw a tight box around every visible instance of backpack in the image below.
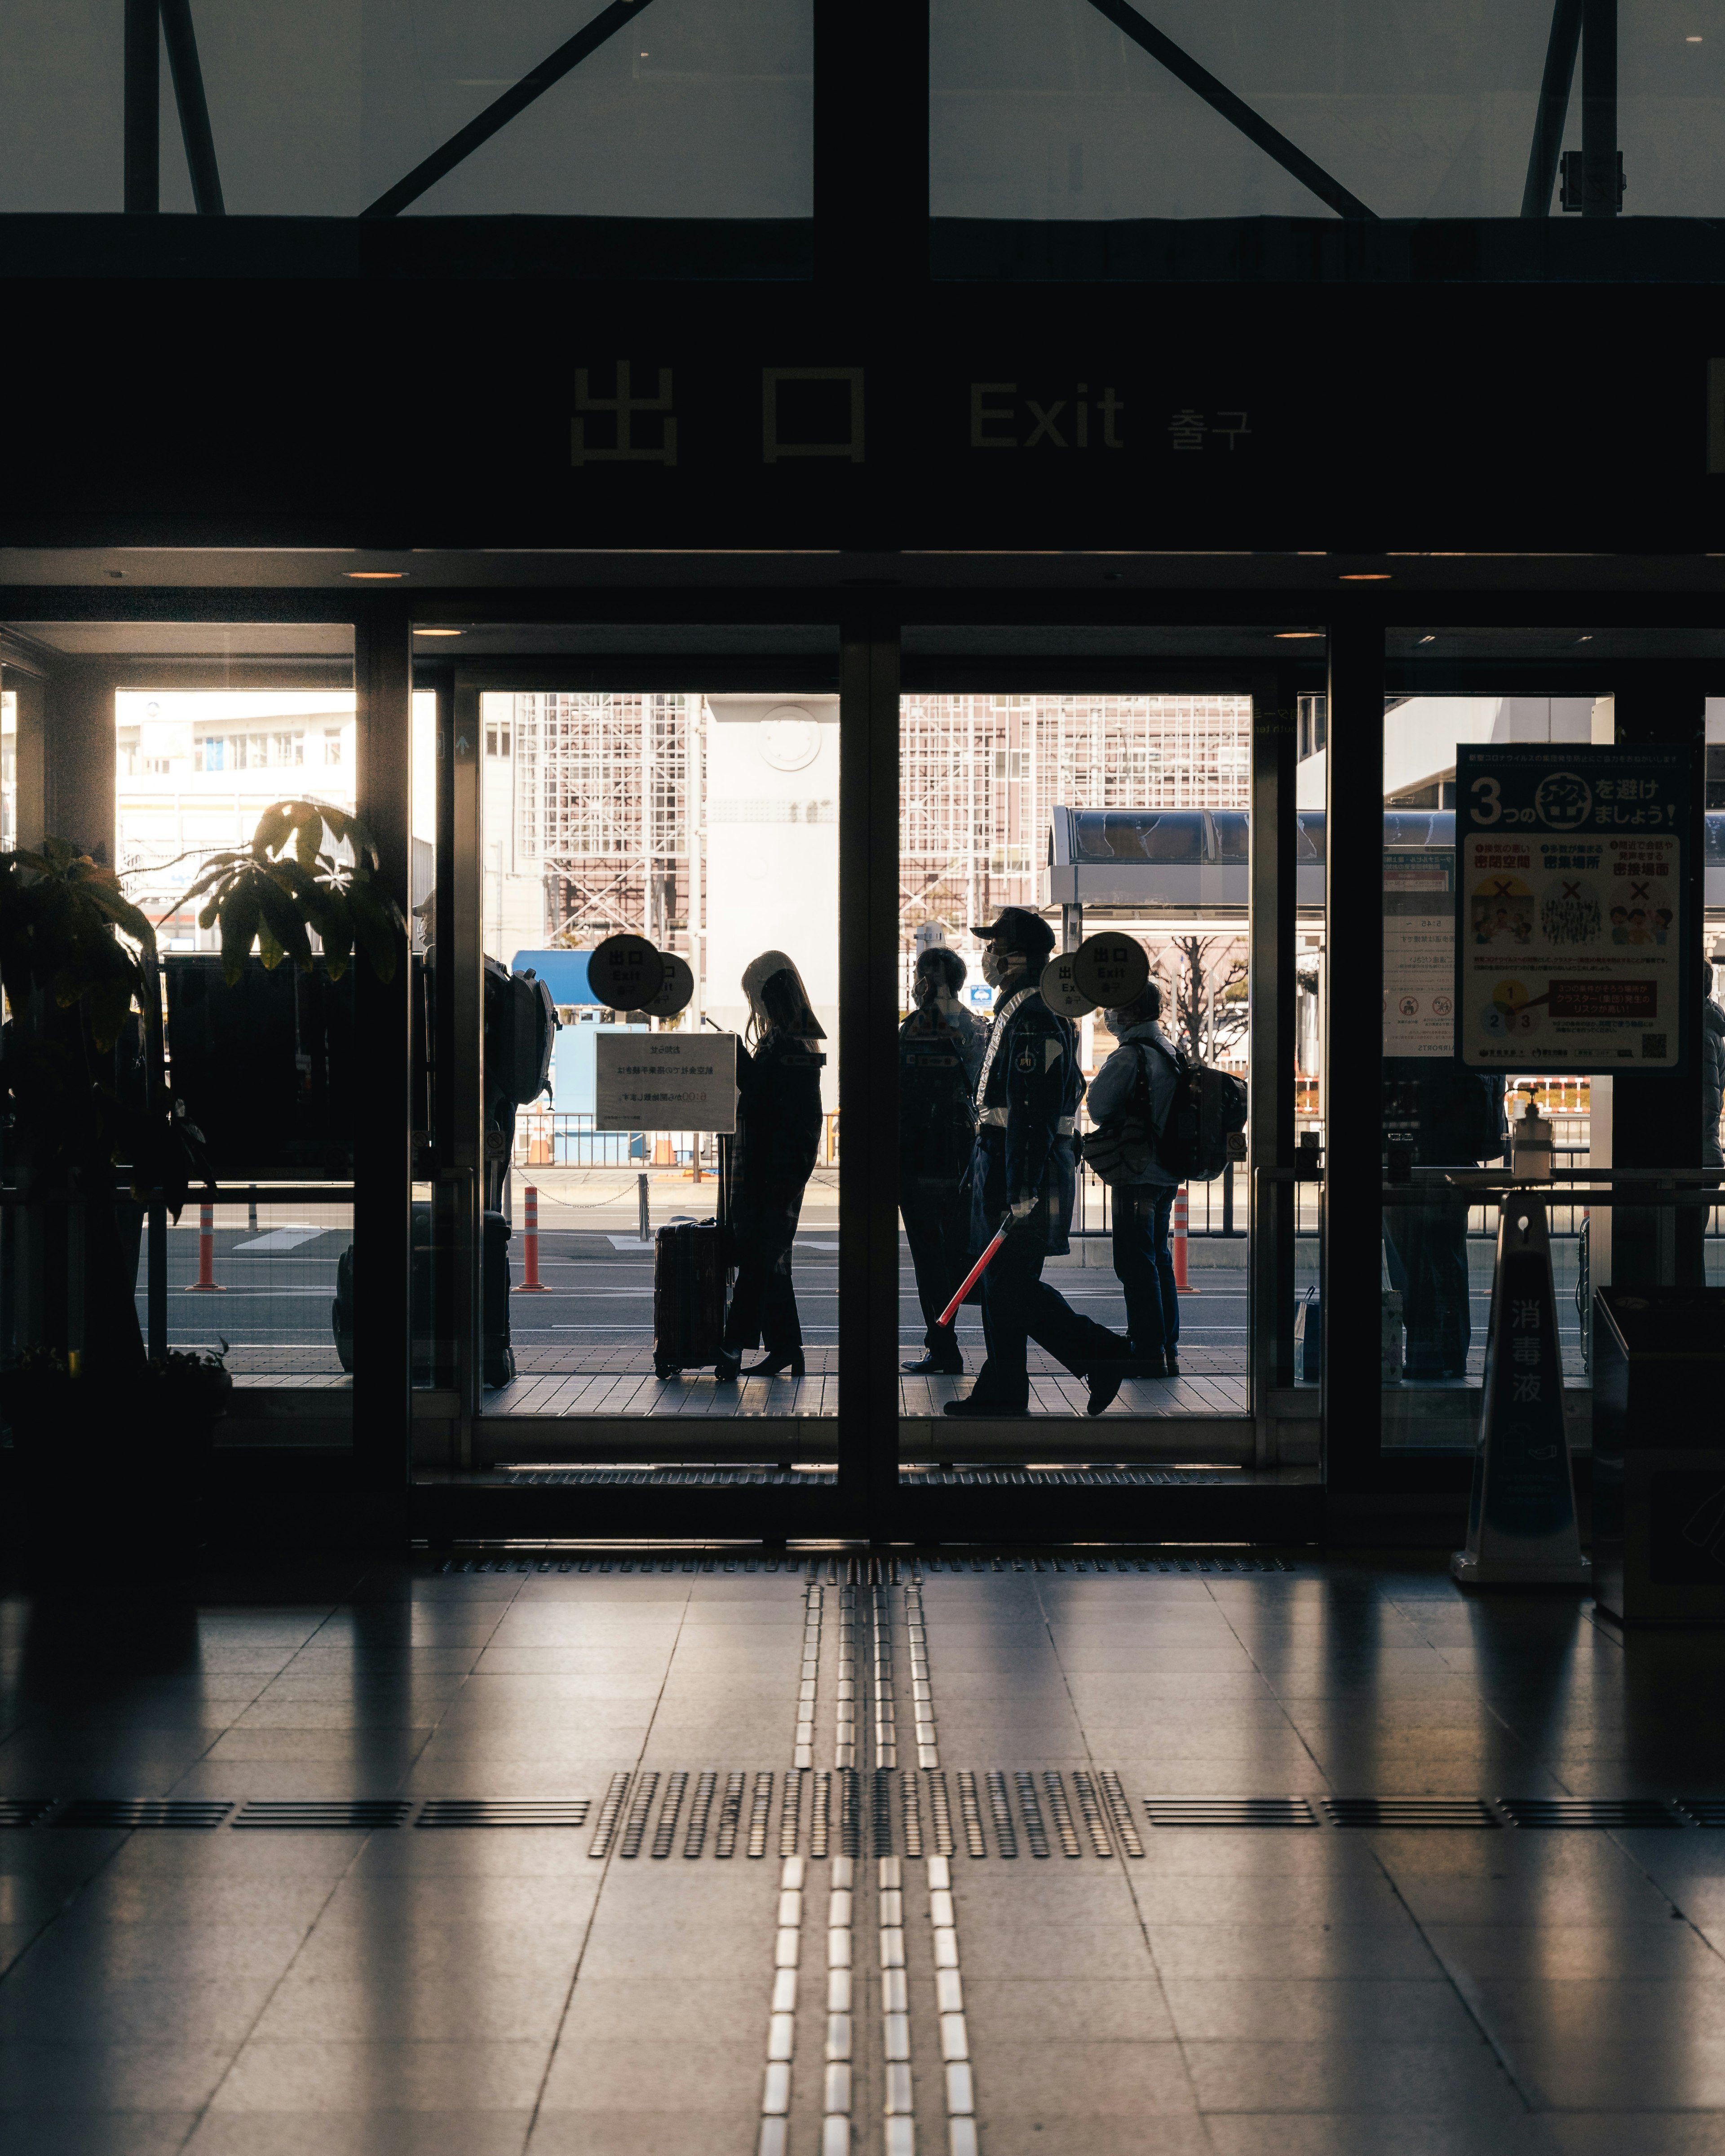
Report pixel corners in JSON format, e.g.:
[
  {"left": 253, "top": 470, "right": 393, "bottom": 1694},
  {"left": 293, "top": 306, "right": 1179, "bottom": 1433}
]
[
  {"left": 1078, "top": 1042, "right": 1162, "bottom": 1187},
  {"left": 1143, "top": 1037, "right": 1248, "bottom": 1183}
]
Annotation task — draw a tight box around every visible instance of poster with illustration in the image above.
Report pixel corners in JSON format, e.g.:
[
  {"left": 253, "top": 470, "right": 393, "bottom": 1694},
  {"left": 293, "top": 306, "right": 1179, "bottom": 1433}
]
[{"left": 1455, "top": 745, "right": 1690, "bottom": 1072}]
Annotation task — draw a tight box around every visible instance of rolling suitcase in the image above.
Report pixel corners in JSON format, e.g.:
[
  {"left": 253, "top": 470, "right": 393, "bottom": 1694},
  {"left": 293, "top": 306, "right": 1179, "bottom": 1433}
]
[
  {"left": 332, "top": 1204, "right": 514, "bottom": 1389},
  {"left": 651, "top": 1135, "right": 732, "bottom": 1380},
  {"left": 652, "top": 1220, "right": 728, "bottom": 1379}
]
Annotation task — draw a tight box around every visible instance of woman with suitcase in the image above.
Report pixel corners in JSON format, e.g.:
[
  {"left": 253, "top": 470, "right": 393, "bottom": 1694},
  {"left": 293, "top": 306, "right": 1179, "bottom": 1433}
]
[{"left": 714, "top": 950, "right": 827, "bottom": 1381}]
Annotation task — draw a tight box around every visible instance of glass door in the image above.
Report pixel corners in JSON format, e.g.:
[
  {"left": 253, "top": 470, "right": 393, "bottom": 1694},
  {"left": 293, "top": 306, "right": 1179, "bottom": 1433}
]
[
  {"left": 892, "top": 630, "right": 1326, "bottom": 1512},
  {"left": 408, "top": 627, "right": 846, "bottom": 1516}
]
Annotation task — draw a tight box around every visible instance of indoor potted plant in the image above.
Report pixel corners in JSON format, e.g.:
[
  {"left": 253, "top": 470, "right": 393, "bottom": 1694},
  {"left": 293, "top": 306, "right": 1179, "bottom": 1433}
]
[{"left": 0, "top": 804, "right": 402, "bottom": 1551}]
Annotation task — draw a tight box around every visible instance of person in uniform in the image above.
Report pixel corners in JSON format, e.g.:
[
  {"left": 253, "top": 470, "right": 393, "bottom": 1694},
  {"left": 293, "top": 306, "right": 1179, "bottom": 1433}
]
[
  {"left": 899, "top": 944, "right": 986, "bottom": 1375},
  {"left": 945, "top": 908, "right": 1136, "bottom": 1418},
  {"left": 716, "top": 951, "right": 826, "bottom": 1382}
]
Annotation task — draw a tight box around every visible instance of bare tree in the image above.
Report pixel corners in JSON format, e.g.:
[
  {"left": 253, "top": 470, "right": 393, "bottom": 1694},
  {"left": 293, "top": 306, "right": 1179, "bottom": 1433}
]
[{"left": 1154, "top": 934, "right": 1248, "bottom": 1063}]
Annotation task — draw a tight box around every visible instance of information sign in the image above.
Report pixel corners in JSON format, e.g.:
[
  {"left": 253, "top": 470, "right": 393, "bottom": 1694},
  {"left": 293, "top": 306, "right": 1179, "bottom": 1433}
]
[
  {"left": 1071, "top": 931, "right": 1150, "bottom": 1011},
  {"left": 1384, "top": 848, "right": 1455, "bottom": 1057},
  {"left": 639, "top": 953, "right": 695, "bottom": 1018},
  {"left": 1039, "top": 953, "right": 1094, "bottom": 1017},
  {"left": 586, "top": 933, "right": 665, "bottom": 1012},
  {"left": 1455, "top": 746, "right": 1690, "bottom": 1072},
  {"left": 595, "top": 1032, "right": 738, "bottom": 1132}
]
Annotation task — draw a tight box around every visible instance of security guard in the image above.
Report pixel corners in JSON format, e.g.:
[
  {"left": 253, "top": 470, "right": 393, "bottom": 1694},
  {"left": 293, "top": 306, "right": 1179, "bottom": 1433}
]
[
  {"left": 899, "top": 944, "right": 986, "bottom": 1375},
  {"left": 946, "top": 907, "right": 1134, "bottom": 1418}
]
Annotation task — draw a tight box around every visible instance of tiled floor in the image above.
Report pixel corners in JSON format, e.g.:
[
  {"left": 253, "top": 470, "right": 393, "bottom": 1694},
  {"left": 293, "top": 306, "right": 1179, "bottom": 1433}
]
[{"left": 4, "top": 1547, "right": 1725, "bottom": 2155}]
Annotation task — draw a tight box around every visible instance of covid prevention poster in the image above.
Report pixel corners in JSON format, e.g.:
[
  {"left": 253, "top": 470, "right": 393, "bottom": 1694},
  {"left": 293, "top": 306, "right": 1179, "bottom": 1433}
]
[
  {"left": 1455, "top": 745, "right": 1691, "bottom": 1072},
  {"left": 1384, "top": 845, "right": 1455, "bottom": 1057}
]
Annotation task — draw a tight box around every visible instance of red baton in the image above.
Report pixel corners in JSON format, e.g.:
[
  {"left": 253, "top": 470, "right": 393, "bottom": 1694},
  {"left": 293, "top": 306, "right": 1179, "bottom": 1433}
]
[{"left": 937, "top": 1216, "right": 1012, "bottom": 1330}]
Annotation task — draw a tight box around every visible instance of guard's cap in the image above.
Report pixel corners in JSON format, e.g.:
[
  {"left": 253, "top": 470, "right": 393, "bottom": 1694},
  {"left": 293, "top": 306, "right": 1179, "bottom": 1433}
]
[{"left": 970, "top": 907, "right": 1055, "bottom": 966}]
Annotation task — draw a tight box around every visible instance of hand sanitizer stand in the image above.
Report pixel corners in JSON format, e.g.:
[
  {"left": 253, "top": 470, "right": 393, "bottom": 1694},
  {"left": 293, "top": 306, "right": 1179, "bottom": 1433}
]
[{"left": 1451, "top": 1193, "right": 1591, "bottom": 1589}]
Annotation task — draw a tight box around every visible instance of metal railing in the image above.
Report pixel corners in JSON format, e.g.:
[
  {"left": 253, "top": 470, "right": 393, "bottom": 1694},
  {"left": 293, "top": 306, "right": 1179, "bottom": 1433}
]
[{"left": 513, "top": 1110, "right": 840, "bottom": 1171}]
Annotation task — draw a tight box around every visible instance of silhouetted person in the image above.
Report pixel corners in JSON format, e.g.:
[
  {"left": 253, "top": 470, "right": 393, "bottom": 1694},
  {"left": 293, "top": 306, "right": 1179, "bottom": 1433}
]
[
  {"left": 716, "top": 952, "right": 826, "bottom": 1382},
  {"left": 945, "top": 909, "right": 1135, "bottom": 1419},
  {"left": 1381, "top": 1058, "right": 1507, "bottom": 1381},
  {"left": 899, "top": 945, "right": 986, "bottom": 1376},
  {"left": 1088, "top": 979, "right": 1181, "bottom": 1377},
  {"left": 1705, "top": 961, "right": 1725, "bottom": 1170}
]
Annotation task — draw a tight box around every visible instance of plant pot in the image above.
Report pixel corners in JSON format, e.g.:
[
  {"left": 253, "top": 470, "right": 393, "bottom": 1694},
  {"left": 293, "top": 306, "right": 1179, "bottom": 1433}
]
[{"left": 3, "top": 1360, "right": 231, "bottom": 1559}]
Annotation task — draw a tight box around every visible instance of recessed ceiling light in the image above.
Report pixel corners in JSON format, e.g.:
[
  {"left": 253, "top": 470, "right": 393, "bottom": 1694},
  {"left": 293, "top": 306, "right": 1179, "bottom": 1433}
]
[
  {"left": 1687, "top": 34, "right": 1703, "bottom": 41},
  {"left": 344, "top": 570, "right": 408, "bottom": 579},
  {"left": 1576, "top": 634, "right": 1593, "bottom": 641},
  {"left": 1339, "top": 573, "right": 1391, "bottom": 581},
  {"left": 414, "top": 627, "right": 464, "bottom": 636},
  {"left": 1418, "top": 635, "right": 1436, "bottom": 644},
  {"left": 1274, "top": 631, "right": 1323, "bottom": 639}
]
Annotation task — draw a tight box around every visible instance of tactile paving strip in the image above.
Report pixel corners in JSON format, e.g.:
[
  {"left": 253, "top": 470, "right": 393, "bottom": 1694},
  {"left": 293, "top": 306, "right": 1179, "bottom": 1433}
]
[
  {"left": 16, "top": 1787, "right": 1718, "bottom": 1840},
  {"left": 1098, "top": 1770, "right": 1144, "bottom": 1856},
  {"left": 233, "top": 1801, "right": 411, "bottom": 1829},
  {"left": 918, "top": 1543, "right": 1296, "bottom": 1565},
  {"left": 419, "top": 1800, "right": 592, "bottom": 1828},
  {"left": 926, "top": 1771, "right": 956, "bottom": 1857},
  {"left": 1324, "top": 1798, "right": 1500, "bottom": 1829},
  {"left": 1013, "top": 1772, "right": 1050, "bottom": 1858},
  {"left": 54, "top": 1800, "right": 232, "bottom": 1829},
  {"left": 1070, "top": 1771, "right": 1114, "bottom": 1856},
  {"left": 685, "top": 1772, "right": 718, "bottom": 1858},
  {"left": 1500, "top": 1798, "right": 1685, "bottom": 1829},
  {"left": 588, "top": 1773, "right": 632, "bottom": 1858},
  {"left": 956, "top": 1772, "right": 986, "bottom": 1858},
  {"left": 715, "top": 1772, "right": 747, "bottom": 1858},
  {"left": 618, "top": 1772, "right": 661, "bottom": 1858},
  {"left": 651, "top": 1772, "right": 689, "bottom": 1858},
  {"left": 985, "top": 1772, "right": 1019, "bottom": 1857},
  {"left": 0, "top": 1799, "right": 56, "bottom": 1828},
  {"left": 1146, "top": 1798, "right": 1319, "bottom": 1828}
]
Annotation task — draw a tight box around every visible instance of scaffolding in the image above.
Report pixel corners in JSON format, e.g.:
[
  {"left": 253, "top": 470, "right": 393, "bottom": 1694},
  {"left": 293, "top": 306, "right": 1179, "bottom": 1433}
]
[
  {"left": 504, "top": 690, "right": 1252, "bottom": 961},
  {"left": 898, "top": 694, "right": 1251, "bottom": 943},
  {"left": 516, "top": 693, "right": 695, "bottom": 947}
]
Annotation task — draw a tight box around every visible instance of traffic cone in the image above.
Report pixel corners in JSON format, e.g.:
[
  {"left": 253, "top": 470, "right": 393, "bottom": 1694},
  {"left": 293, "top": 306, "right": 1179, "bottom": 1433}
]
[
  {"left": 186, "top": 1202, "right": 224, "bottom": 1291},
  {"left": 1173, "top": 1186, "right": 1198, "bottom": 1294},
  {"left": 516, "top": 1184, "right": 550, "bottom": 1292}
]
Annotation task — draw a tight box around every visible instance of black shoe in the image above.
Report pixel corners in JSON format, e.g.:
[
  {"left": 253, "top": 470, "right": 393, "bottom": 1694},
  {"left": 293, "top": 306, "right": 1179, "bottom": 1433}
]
[
  {"left": 1087, "top": 1364, "right": 1125, "bottom": 1416},
  {"left": 742, "top": 1351, "right": 805, "bottom": 1379},
  {"left": 902, "top": 1352, "right": 963, "bottom": 1375},
  {"left": 942, "top": 1393, "right": 1028, "bottom": 1418},
  {"left": 1163, "top": 1355, "right": 1180, "bottom": 1377},
  {"left": 713, "top": 1350, "right": 742, "bottom": 1383}
]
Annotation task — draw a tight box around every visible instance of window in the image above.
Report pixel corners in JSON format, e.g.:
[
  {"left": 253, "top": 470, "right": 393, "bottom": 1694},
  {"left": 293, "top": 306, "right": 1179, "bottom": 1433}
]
[
  {"left": 487, "top": 719, "right": 512, "bottom": 758},
  {"left": 323, "top": 729, "right": 343, "bottom": 767},
  {"left": 196, "top": 738, "right": 225, "bottom": 773}
]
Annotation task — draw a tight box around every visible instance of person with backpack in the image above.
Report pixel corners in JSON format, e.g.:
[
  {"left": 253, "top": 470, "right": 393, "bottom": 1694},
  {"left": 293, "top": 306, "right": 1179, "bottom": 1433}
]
[
  {"left": 1086, "top": 981, "right": 1183, "bottom": 1378},
  {"left": 943, "top": 908, "right": 1137, "bottom": 1419}
]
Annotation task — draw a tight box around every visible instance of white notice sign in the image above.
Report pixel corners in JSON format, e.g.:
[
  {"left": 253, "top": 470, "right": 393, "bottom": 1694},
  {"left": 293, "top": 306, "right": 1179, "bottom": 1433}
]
[
  {"left": 594, "top": 1032, "right": 738, "bottom": 1132},
  {"left": 1383, "top": 848, "right": 1455, "bottom": 1058}
]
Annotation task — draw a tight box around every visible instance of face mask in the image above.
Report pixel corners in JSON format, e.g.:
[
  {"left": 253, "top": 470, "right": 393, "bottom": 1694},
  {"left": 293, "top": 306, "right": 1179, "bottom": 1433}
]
[{"left": 981, "top": 951, "right": 1015, "bottom": 989}]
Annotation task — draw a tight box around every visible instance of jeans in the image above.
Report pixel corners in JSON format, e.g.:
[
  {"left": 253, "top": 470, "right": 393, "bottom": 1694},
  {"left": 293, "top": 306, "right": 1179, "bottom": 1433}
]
[
  {"left": 901, "top": 1179, "right": 973, "bottom": 1353},
  {"left": 1112, "top": 1183, "right": 1180, "bottom": 1362},
  {"left": 973, "top": 1232, "right": 1128, "bottom": 1410}
]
